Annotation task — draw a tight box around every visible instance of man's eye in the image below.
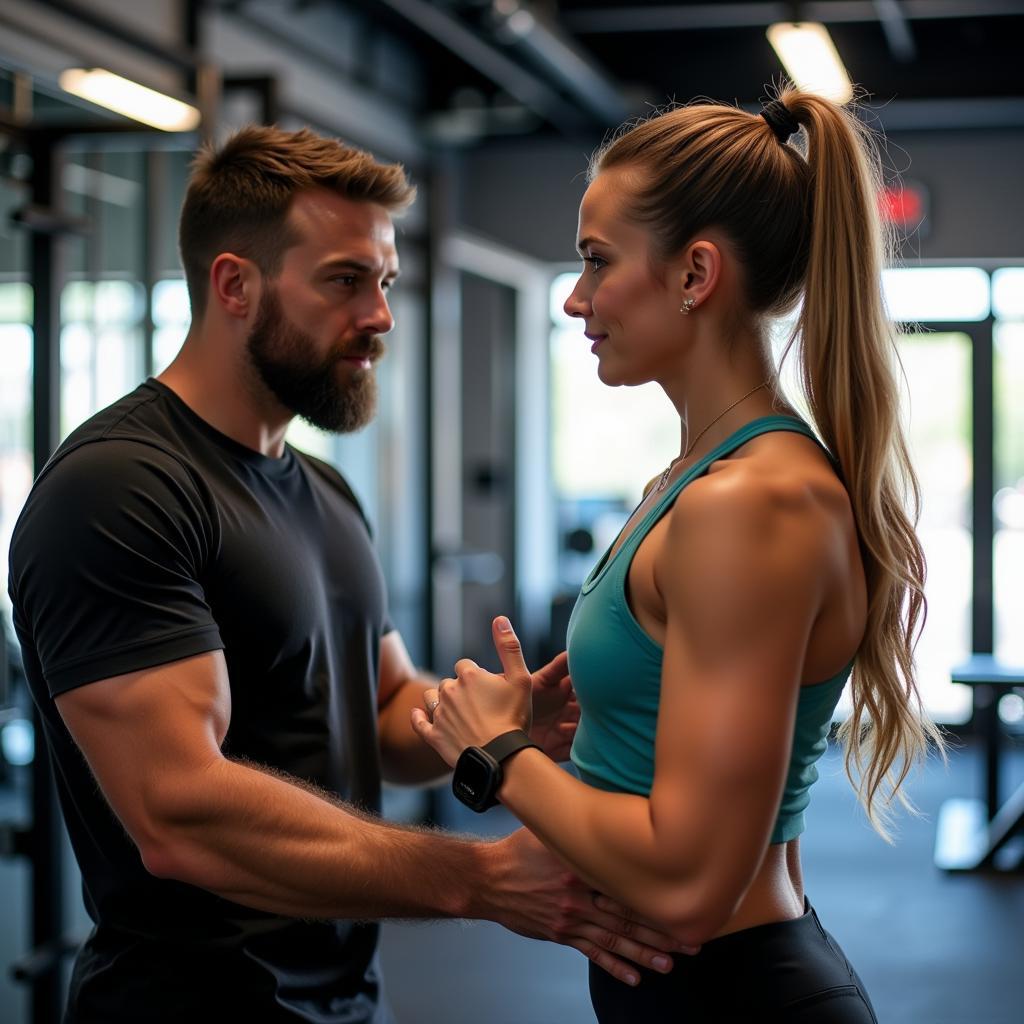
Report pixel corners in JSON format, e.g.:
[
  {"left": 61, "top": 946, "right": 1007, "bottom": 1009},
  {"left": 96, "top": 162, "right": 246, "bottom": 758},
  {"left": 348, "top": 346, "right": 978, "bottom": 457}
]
[{"left": 333, "top": 275, "right": 357, "bottom": 287}]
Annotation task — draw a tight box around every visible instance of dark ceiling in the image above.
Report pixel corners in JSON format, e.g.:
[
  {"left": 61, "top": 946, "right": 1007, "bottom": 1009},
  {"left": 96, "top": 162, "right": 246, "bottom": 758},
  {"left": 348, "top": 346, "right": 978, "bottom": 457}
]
[
  {"left": 358, "top": 0, "right": 1024, "bottom": 141},
  {"left": 5, "top": 1, "right": 1023, "bottom": 145}
]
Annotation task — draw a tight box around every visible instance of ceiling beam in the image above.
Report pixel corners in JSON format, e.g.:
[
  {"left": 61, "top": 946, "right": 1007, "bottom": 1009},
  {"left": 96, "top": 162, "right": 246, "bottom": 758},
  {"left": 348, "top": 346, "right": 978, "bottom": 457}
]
[
  {"left": 25, "top": 0, "right": 197, "bottom": 72},
  {"left": 867, "top": 95, "right": 1024, "bottom": 130},
  {"left": 873, "top": 0, "right": 917, "bottom": 61},
  {"left": 491, "top": 2, "right": 630, "bottom": 125},
  {"left": 374, "top": 0, "right": 594, "bottom": 133},
  {"left": 562, "top": 1, "right": 1024, "bottom": 33}
]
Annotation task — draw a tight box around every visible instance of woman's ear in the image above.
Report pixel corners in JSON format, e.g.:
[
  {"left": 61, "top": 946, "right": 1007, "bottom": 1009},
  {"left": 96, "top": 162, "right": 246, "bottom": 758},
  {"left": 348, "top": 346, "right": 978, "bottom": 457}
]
[{"left": 676, "top": 239, "right": 722, "bottom": 312}]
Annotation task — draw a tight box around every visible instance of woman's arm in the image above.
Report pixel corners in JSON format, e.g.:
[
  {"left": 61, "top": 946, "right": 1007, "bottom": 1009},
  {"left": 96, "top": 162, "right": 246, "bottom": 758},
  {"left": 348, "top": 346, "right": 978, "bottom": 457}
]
[{"left": 414, "top": 471, "right": 832, "bottom": 945}]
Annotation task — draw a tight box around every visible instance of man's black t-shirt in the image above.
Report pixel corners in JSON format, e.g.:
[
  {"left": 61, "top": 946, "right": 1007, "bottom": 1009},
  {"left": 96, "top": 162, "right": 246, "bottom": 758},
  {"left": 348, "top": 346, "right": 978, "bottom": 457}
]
[{"left": 8, "top": 379, "right": 396, "bottom": 1023}]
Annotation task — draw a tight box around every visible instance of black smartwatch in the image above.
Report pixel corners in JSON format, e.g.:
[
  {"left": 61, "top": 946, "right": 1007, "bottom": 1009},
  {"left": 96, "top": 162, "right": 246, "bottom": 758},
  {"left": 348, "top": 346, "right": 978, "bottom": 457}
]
[{"left": 451, "top": 729, "right": 539, "bottom": 813}]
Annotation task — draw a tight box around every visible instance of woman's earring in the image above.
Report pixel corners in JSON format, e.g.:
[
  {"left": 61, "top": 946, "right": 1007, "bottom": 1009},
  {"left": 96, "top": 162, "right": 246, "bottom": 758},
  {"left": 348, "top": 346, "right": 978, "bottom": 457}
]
[{"left": 679, "top": 297, "right": 696, "bottom": 314}]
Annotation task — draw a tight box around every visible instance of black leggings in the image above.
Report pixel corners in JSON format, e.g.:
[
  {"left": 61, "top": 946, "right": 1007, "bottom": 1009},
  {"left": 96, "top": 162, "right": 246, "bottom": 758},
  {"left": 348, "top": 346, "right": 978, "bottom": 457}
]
[{"left": 589, "top": 901, "right": 878, "bottom": 1023}]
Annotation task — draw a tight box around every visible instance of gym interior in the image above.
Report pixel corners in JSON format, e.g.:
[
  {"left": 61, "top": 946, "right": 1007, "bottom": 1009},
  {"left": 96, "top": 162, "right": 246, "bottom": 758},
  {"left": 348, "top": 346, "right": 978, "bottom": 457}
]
[{"left": 1, "top": 2, "right": 1023, "bottom": 1022}]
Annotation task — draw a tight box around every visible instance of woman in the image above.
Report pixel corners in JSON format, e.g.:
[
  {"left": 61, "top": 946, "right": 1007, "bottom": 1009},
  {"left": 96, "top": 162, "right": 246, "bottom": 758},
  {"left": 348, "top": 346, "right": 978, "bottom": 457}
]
[{"left": 412, "top": 90, "right": 943, "bottom": 1022}]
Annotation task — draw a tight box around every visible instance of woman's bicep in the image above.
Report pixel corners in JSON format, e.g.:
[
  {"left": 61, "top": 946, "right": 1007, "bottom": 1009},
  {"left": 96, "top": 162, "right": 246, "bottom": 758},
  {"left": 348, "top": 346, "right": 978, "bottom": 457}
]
[{"left": 649, "top": 617, "right": 800, "bottom": 878}]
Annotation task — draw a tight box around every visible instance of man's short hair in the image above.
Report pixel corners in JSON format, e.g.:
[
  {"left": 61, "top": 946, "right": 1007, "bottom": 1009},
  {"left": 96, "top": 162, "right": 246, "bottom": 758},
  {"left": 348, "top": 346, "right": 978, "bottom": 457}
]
[{"left": 179, "top": 125, "right": 416, "bottom": 315}]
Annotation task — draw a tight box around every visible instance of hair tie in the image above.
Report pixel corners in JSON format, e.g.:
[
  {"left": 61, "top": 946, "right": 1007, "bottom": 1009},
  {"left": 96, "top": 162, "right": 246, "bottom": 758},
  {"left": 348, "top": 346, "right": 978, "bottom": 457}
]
[{"left": 760, "top": 100, "right": 800, "bottom": 142}]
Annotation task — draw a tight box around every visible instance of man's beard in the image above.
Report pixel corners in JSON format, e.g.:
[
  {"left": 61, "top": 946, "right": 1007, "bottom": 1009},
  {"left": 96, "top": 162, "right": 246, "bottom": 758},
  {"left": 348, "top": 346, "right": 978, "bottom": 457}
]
[{"left": 246, "top": 286, "right": 384, "bottom": 433}]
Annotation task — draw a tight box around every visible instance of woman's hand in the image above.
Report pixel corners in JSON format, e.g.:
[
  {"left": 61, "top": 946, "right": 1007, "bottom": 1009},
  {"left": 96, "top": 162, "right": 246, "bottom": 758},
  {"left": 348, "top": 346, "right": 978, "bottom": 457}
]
[{"left": 412, "top": 616, "right": 534, "bottom": 766}]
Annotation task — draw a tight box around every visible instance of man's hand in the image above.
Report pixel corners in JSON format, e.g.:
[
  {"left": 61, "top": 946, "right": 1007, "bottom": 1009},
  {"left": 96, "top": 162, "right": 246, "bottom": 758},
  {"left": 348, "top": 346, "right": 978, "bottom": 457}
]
[
  {"left": 479, "top": 828, "right": 698, "bottom": 987},
  {"left": 528, "top": 651, "right": 579, "bottom": 762}
]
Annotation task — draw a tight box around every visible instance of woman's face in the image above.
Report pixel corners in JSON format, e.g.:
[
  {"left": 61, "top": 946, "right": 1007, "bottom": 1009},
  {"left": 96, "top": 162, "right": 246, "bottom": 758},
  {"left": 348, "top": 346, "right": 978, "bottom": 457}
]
[{"left": 564, "top": 168, "right": 685, "bottom": 388}]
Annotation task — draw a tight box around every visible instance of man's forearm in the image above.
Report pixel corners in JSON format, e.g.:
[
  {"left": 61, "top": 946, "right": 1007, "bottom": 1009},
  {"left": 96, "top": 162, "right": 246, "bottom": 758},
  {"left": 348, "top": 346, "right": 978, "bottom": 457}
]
[
  {"left": 131, "top": 751, "right": 691, "bottom": 987},
  {"left": 378, "top": 676, "right": 451, "bottom": 784},
  {"left": 145, "top": 754, "right": 493, "bottom": 920}
]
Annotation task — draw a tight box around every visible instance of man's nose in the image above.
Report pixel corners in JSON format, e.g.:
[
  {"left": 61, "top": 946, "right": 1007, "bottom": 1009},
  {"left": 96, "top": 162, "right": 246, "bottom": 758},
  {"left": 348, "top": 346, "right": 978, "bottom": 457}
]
[{"left": 361, "top": 289, "right": 394, "bottom": 335}]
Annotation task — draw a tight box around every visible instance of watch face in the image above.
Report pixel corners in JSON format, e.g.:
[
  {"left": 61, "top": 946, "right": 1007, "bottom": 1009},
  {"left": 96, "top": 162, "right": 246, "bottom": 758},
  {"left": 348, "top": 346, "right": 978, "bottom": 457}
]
[{"left": 453, "top": 747, "right": 498, "bottom": 812}]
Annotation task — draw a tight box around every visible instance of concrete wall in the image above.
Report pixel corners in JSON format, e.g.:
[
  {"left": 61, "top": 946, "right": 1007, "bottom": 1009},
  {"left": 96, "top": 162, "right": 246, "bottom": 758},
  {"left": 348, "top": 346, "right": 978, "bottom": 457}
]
[
  {"left": 884, "top": 130, "right": 1024, "bottom": 261},
  {"left": 455, "top": 129, "right": 1024, "bottom": 263}
]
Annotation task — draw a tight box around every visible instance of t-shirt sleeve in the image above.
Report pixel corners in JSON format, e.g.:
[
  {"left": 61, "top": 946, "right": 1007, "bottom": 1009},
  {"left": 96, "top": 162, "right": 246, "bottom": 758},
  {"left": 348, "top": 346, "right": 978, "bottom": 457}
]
[{"left": 9, "top": 439, "right": 224, "bottom": 696}]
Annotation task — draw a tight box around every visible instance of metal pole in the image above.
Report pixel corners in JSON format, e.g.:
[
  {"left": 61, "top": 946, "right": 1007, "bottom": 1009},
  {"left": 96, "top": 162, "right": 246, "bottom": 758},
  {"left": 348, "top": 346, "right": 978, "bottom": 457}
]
[
  {"left": 971, "top": 318, "right": 997, "bottom": 820},
  {"left": 28, "top": 130, "right": 66, "bottom": 1024},
  {"left": 971, "top": 318, "right": 995, "bottom": 655},
  {"left": 142, "top": 150, "right": 160, "bottom": 380}
]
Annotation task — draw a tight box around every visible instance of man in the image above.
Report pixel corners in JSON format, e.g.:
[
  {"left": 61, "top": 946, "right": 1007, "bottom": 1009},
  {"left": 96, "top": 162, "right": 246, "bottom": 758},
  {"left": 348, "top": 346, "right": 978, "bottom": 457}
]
[{"left": 8, "top": 126, "right": 679, "bottom": 1022}]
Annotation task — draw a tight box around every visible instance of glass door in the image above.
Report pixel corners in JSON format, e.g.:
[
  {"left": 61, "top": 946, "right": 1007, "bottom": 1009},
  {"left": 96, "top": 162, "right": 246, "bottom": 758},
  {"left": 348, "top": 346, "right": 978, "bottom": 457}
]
[{"left": 897, "top": 330, "right": 974, "bottom": 721}]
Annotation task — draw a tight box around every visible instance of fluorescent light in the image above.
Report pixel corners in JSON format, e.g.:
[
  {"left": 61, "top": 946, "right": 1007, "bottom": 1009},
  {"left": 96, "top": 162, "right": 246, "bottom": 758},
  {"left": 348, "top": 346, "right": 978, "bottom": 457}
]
[
  {"left": 59, "top": 68, "right": 200, "bottom": 132},
  {"left": 766, "top": 22, "right": 854, "bottom": 105}
]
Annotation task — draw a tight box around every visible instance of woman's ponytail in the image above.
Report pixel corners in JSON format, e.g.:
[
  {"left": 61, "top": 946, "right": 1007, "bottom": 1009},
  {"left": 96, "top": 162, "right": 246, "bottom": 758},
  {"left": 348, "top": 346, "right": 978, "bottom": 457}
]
[{"left": 784, "top": 90, "right": 945, "bottom": 838}]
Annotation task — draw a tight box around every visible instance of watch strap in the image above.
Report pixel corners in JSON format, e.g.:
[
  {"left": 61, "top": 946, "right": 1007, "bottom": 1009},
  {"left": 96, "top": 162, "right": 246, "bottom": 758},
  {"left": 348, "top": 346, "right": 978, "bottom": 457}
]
[{"left": 481, "top": 729, "right": 539, "bottom": 765}]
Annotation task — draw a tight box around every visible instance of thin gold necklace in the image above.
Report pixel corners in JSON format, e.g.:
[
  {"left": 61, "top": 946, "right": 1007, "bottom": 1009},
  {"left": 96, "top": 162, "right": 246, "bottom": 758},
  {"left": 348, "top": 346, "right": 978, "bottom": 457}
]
[{"left": 655, "top": 380, "right": 769, "bottom": 492}]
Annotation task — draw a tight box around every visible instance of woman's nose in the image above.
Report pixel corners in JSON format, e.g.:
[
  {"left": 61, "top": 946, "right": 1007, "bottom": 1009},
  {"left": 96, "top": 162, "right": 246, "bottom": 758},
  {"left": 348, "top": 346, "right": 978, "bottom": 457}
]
[{"left": 563, "top": 280, "right": 589, "bottom": 318}]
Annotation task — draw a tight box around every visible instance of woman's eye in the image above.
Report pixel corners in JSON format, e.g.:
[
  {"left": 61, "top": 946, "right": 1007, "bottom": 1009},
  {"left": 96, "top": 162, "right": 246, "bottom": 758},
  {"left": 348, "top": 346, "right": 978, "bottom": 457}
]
[{"left": 583, "top": 255, "right": 606, "bottom": 272}]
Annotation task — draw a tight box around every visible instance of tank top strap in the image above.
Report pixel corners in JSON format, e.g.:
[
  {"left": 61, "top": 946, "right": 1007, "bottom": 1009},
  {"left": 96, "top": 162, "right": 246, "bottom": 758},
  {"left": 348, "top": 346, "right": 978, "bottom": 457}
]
[
  {"left": 615, "top": 415, "right": 822, "bottom": 563},
  {"left": 581, "top": 415, "right": 827, "bottom": 592}
]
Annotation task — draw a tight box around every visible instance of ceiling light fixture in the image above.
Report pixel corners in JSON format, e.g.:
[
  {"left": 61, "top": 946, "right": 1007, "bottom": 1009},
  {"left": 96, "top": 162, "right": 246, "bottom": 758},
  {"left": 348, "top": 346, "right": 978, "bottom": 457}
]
[
  {"left": 766, "top": 22, "right": 854, "bottom": 105},
  {"left": 58, "top": 68, "right": 201, "bottom": 132}
]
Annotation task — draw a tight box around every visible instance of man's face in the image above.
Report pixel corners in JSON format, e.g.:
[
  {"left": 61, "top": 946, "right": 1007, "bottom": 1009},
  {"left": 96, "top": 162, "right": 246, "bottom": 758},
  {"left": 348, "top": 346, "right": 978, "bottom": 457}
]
[{"left": 246, "top": 188, "right": 399, "bottom": 433}]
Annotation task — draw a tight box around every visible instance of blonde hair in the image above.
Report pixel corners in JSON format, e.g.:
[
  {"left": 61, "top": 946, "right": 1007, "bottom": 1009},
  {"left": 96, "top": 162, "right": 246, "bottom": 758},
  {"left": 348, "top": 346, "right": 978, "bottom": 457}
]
[
  {"left": 179, "top": 125, "right": 416, "bottom": 315},
  {"left": 592, "top": 91, "right": 944, "bottom": 838}
]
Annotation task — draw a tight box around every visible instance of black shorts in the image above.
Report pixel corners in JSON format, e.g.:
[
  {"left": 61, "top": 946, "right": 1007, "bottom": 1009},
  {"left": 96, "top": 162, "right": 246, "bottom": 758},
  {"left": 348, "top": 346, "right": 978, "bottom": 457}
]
[{"left": 589, "top": 900, "right": 878, "bottom": 1023}]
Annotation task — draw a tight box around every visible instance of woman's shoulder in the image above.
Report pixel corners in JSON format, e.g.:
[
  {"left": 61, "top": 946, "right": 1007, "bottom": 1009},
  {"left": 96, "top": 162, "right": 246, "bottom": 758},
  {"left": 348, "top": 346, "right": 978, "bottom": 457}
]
[
  {"left": 713, "top": 427, "right": 847, "bottom": 511},
  {"left": 654, "top": 458, "right": 837, "bottom": 657},
  {"left": 664, "top": 436, "right": 851, "bottom": 578}
]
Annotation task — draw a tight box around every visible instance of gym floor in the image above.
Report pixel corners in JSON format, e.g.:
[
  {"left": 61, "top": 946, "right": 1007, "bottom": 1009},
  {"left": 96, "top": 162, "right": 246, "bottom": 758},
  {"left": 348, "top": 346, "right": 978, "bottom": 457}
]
[{"left": 2, "top": 739, "right": 1022, "bottom": 1023}]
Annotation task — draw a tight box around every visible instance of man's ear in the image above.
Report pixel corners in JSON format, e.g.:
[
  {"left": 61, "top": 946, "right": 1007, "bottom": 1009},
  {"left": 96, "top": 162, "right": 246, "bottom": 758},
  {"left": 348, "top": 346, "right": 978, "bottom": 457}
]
[
  {"left": 676, "top": 239, "right": 722, "bottom": 311},
  {"left": 208, "top": 253, "right": 259, "bottom": 320}
]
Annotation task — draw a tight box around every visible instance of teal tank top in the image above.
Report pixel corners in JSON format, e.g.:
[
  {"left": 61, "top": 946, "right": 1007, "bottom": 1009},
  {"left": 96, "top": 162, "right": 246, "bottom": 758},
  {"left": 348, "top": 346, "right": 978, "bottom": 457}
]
[{"left": 567, "top": 416, "right": 851, "bottom": 845}]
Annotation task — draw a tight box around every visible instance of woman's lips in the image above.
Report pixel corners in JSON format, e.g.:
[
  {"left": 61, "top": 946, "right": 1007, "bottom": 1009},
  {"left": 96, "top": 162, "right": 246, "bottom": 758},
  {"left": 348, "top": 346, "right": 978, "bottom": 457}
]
[{"left": 588, "top": 335, "right": 606, "bottom": 353}]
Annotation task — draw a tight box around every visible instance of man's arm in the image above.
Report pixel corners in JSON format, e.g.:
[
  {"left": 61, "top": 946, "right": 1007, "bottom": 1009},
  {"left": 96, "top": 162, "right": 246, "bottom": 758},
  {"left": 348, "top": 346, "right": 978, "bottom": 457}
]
[
  {"left": 57, "top": 650, "right": 685, "bottom": 983},
  {"left": 377, "top": 631, "right": 450, "bottom": 785}
]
